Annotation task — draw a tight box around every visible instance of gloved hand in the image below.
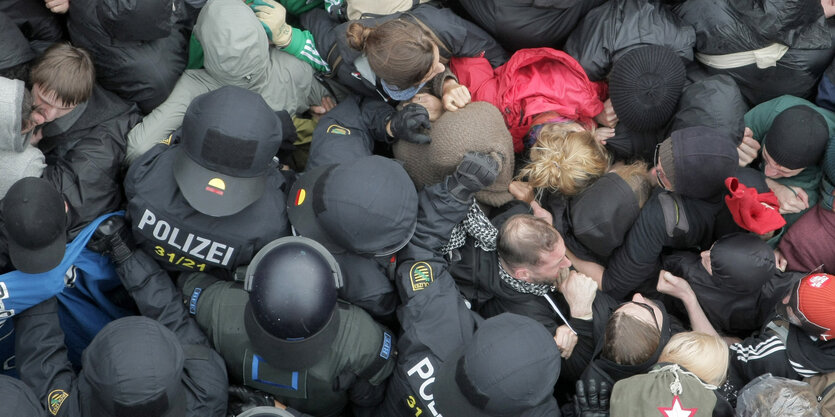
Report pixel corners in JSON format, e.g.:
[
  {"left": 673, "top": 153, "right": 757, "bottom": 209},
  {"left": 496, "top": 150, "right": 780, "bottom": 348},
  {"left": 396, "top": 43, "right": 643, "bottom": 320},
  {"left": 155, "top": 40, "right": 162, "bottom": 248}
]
[
  {"left": 574, "top": 379, "right": 611, "bottom": 417},
  {"left": 86, "top": 216, "right": 135, "bottom": 264},
  {"left": 249, "top": 0, "right": 293, "bottom": 47},
  {"left": 227, "top": 385, "right": 275, "bottom": 415},
  {"left": 446, "top": 152, "right": 500, "bottom": 203},
  {"left": 388, "top": 104, "right": 431, "bottom": 144}
]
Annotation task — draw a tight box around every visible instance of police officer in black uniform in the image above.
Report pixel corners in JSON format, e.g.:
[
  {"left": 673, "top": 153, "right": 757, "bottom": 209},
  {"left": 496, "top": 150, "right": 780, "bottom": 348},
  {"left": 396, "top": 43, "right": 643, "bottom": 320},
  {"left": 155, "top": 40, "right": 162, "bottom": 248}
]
[
  {"left": 181, "top": 236, "right": 396, "bottom": 417},
  {"left": 124, "top": 86, "right": 294, "bottom": 276},
  {"left": 13, "top": 215, "right": 228, "bottom": 417},
  {"left": 373, "top": 152, "right": 564, "bottom": 416}
]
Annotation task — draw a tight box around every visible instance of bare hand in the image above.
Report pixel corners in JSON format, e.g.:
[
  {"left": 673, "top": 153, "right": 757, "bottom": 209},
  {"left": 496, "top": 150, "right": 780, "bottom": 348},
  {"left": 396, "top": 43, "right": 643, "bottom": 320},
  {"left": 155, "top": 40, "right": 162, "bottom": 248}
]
[
  {"left": 554, "top": 325, "right": 579, "bottom": 359},
  {"left": 509, "top": 180, "right": 535, "bottom": 203},
  {"left": 45, "top": 0, "right": 69, "bottom": 13},
  {"left": 29, "top": 128, "right": 44, "bottom": 146},
  {"left": 442, "top": 82, "right": 471, "bottom": 112},
  {"left": 530, "top": 201, "right": 553, "bottom": 226},
  {"left": 560, "top": 271, "right": 597, "bottom": 319},
  {"left": 593, "top": 127, "right": 615, "bottom": 145},
  {"left": 656, "top": 270, "right": 694, "bottom": 301},
  {"left": 309, "top": 96, "right": 336, "bottom": 121},
  {"left": 737, "top": 128, "right": 760, "bottom": 167},
  {"left": 769, "top": 181, "right": 809, "bottom": 214},
  {"left": 774, "top": 249, "right": 787, "bottom": 272},
  {"left": 409, "top": 93, "right": 443, "bottom": 122},
  {"left": 593, "top": 98, "right": 618, "bottom": 128}
]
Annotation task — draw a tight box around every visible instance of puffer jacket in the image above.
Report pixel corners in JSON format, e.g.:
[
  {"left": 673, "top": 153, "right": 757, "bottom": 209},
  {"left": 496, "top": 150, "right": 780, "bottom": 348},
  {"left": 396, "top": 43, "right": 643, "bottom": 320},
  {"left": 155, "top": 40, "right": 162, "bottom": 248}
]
[
  {"left": 675, "top": 0, "right": 835, "bottom": 105},
  {"left": 450, "top": 48, "right": 606, "bottom": 152},
  {"left": 563, "top": 0, "right": 696, "bottom": 81},
  {"left": 0, "top": 0, "right": 65, "bottom": 53},
  {"left": 67, "top": 0, "right": 190, "bottom": 113},
  {"left": 125, "top": 0, "right": 328, "bottom": 163},
  {"left": 455, "top": 0, "right": 608, "bottom": 51},
  {"left": 0, "top": 12, "right": 35, "bottom": 74}
]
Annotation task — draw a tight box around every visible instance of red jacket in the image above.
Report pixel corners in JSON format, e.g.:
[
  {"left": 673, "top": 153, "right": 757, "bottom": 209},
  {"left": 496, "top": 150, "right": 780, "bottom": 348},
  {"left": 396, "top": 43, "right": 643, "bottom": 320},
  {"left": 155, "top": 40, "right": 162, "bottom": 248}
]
[{"left": 451, "top": 48, "right": 607, "bottom": 152}]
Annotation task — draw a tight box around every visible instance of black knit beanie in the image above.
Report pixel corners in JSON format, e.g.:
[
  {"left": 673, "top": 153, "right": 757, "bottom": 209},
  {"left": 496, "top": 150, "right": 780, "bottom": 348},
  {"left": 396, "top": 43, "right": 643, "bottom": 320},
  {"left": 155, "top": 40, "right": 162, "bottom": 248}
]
[
  {"left": 609, "top": 46, "right": 686, "bottom": 132},
  {"left": 763, "top": 105, "right": 829, "bottom": 169},
  {"left": 670, "top": 127, "right": 738, "bottom": 200}
]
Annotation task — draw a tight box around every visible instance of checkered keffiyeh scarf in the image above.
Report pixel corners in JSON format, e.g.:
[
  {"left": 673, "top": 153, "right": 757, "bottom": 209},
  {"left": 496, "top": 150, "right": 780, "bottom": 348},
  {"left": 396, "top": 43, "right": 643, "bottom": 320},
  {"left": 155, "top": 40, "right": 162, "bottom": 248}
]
[{"left": 441, "top": 202, "right": 553, "bottom": 296}]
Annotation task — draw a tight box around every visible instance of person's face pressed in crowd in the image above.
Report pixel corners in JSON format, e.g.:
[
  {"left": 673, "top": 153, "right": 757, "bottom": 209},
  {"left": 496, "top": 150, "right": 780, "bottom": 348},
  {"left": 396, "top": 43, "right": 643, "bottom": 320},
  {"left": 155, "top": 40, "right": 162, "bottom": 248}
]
[
  {"left": 761, "top": 146, "right": 805, "bottom": 179},
  {"left": 31, "top": 83, "right": 77, "bottom": 125},
  {"left": 651, "top": 143, "right": 673, "bottom": 191},
  {"left": 780, "top": 294, "right": 803, "bottom": 327},
  {"left": 526, "top": 238, "right": 573, "bottom": 286},
  {"left": 418, "top": 43, "right": 445, "bottom": 85},
  {"left": 617, "top": 293, "right": 664, "bottom": 330}
]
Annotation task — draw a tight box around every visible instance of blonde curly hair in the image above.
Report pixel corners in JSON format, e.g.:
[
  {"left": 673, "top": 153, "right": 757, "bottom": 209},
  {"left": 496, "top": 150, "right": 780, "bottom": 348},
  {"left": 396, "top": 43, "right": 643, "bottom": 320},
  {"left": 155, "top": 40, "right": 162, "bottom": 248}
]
[{"left": 517, "top": 124, "right": 610, "bottom": 196}]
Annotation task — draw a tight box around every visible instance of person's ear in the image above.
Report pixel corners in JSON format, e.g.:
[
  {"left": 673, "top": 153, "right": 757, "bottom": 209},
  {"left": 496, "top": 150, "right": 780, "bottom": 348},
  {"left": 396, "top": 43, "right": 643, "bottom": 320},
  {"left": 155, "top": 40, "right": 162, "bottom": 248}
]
[{"left": 514, "top": 267, "right": 530, "bottom": 282}]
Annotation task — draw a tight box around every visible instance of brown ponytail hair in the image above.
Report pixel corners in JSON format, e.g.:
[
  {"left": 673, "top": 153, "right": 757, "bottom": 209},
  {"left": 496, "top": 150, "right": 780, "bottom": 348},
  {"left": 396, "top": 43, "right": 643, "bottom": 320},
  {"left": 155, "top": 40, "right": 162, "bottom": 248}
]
[{"left": 346, "top": 20, "right": 436, "bottom": 90}]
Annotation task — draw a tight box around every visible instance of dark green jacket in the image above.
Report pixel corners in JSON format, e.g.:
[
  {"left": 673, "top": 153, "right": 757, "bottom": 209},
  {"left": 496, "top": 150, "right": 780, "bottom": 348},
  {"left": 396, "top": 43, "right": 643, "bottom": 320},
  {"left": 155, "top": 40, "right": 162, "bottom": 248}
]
[{"left": 182, "top": 273, "right": 395, "bottom": 416}]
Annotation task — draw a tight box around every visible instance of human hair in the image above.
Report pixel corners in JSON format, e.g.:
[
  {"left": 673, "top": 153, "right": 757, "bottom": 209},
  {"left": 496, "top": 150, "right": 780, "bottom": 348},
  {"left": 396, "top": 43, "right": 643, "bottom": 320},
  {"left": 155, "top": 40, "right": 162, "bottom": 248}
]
[
  {"left": 20, "top": 88, "right": 33, "bottom": 132},
  {"left": 610, "top": 161, "right": 652, "bottom": 209},
  {"left": 30, "top": 43, "right": 95, "bottom": 106},
  {"left": 346, "top": 20, "right": 436, "bottom": 90},
  {"left": 659, "top": 332, "right": 728, "bottom": 386},
  {"left": 602, "top": 311, "right": 661, "bottom": 365},
  {"left": 517, "top": 126, "right": 609, "bottom": 196},
  {"left": 0, "top": 61, "right": 31, "bottom": 85},
  {"left": 497, "top": 214, "right": 561, "bottom": 269}
]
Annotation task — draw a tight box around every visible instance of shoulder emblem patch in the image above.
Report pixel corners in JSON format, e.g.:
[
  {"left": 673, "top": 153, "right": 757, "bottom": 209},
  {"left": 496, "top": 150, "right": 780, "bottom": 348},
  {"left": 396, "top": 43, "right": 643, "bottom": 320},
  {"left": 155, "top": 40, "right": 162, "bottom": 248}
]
[
  {"left": 409, "top": 262, "right": 434, "bottom": 292},
  {"left": 48, "top": 389, "right": 69, "bottom": 415},
  {"left": 326, "top": 124, "right": 351, "bottom": 136}
]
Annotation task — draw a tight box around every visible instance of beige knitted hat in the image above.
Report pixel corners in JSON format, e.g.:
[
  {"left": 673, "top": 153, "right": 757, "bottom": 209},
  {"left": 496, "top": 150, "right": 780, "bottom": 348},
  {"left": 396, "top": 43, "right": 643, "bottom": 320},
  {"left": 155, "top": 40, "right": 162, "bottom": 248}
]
[{"left": 393, "top": 101, "right": 514, "bottom": 207}]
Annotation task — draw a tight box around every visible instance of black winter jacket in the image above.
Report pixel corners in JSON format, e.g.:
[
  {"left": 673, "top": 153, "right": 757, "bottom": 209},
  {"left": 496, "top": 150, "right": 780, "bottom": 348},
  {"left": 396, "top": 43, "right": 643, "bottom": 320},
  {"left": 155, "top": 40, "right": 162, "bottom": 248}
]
[
  {"left": 13, "top": 249, "right": 228, "bottom": 417},
  {"left": 454, "top": 0, "right": 607, "bottom": 51},
  {"left": 675, "top": 0, "right": 835, "bottom": 104},
  {"left": 601, "top": 189, "right": 723, "bottom": 300},
  {"left": 67, "top": 0, "right": 189, "bottom": 113},
  {"left": 39, "top": 84, "right": 142, "bottom": 240},
  {"left": 563, "top": 0, "right": 696, "bottom": 81}
]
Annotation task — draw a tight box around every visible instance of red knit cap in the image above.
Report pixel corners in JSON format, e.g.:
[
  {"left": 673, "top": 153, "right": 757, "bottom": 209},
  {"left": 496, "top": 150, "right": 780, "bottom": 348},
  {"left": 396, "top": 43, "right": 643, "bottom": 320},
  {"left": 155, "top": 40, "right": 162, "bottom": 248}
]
[{"left": 796, "top": 273, "right": 835, "bottom": 341}]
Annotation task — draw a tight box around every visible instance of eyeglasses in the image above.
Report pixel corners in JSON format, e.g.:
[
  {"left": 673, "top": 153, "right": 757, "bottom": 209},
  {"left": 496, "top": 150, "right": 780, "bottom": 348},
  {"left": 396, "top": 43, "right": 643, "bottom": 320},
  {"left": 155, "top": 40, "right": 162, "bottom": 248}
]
[
  {"left": 617, "top": 301, "right": 661, "bottom": 331},
  {"left": 654, "top": 143, "right": 672, "bottom": 192}
]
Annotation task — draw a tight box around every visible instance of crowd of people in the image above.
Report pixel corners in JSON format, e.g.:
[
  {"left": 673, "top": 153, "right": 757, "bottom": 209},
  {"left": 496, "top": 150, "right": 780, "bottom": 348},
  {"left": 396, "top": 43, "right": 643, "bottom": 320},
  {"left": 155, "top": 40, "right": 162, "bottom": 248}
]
[{"left": 1, "top": 0, "right": 835, "bottom": 415}]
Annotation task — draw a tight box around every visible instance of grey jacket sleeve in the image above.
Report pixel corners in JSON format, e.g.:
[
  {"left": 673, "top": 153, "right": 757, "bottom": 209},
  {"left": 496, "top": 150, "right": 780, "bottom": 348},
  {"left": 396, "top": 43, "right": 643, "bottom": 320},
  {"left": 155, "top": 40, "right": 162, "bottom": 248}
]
[{"left": 125, "top": 70, "right": 215, "bottom": 164}]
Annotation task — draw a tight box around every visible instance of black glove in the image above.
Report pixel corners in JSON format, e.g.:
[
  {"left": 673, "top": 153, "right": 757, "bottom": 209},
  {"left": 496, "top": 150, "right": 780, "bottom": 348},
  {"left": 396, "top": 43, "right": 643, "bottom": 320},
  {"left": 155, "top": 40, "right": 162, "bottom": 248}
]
[
  {"left": 446, "top": 151, "right": 500, "bottom": 203},
  {"left": 227, "top": 385, "right": 275, "bottom": 416},
  {"left": 574, "top": 379, "right": 611, "bottom": 417},
  {"left": 388, "top": 104, "right": 431, "bottom": 144},
  {"left": 86, "top": 216, "right": 135, "bottom": 264}
]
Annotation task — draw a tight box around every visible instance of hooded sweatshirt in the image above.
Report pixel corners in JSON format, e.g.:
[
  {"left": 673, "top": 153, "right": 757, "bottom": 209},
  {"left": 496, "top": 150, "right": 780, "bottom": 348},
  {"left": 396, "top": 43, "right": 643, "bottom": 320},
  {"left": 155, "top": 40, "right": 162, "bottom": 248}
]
[
  {"left": 125, "top": 0, "right": 327, "bottom": 163},
  {"left": 0, "top": 77, "right": 45, "bottom": 198},
  {"left": 664, "top": 233, "right": 795, "bottom": 338}
]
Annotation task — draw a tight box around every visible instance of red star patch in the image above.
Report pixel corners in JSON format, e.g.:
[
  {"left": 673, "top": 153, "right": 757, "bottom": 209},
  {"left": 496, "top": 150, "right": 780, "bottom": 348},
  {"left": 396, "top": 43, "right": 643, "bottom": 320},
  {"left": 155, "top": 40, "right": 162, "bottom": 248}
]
[{"left": 658, "top": 395, "right": 698, "bottom": 417}]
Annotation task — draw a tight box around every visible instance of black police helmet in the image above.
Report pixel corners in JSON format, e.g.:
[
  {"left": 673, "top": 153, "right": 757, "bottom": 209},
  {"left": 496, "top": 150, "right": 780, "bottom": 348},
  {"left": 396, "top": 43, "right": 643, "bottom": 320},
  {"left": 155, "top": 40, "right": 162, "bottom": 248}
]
[{"left": 243, "top": 236, "right": 343, "bottom": 370}]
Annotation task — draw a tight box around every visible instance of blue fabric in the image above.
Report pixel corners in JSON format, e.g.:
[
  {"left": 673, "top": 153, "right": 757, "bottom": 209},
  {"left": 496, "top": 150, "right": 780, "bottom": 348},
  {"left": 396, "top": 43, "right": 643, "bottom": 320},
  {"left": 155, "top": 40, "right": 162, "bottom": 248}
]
[
  {"left": 816, "top": 74, "right": 835, "bottom": 113},
  {"left": 381, "top": 79, "right": 426, "bottom": 101},
  {"left": 0, "top": 212, "right": 133, "bottom": 375}
]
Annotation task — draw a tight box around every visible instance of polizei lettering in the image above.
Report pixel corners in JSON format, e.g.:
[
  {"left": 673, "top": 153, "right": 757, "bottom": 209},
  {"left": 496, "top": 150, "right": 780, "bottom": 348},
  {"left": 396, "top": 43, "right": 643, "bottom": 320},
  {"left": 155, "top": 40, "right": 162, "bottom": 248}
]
[
  {"left": 406, "top": 357, "right": 443, "bottom": 417},
  {"left": 137, "top": 209, "right": 235, "bottom": 266}
]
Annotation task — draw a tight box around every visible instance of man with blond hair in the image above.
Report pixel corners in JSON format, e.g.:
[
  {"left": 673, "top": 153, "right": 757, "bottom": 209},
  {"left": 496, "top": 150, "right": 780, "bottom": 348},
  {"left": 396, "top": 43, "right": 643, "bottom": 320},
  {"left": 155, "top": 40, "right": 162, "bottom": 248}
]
[{"left": 30, "top": 43, "right": 141, "bottom": 238}]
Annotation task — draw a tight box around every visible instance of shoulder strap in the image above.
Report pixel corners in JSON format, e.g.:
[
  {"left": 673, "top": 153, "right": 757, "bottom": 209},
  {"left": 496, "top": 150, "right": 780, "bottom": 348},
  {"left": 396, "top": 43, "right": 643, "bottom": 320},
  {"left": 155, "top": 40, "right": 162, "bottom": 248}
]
[{"left": 658, "top": 192, "right": 690, "bottom": 239}]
